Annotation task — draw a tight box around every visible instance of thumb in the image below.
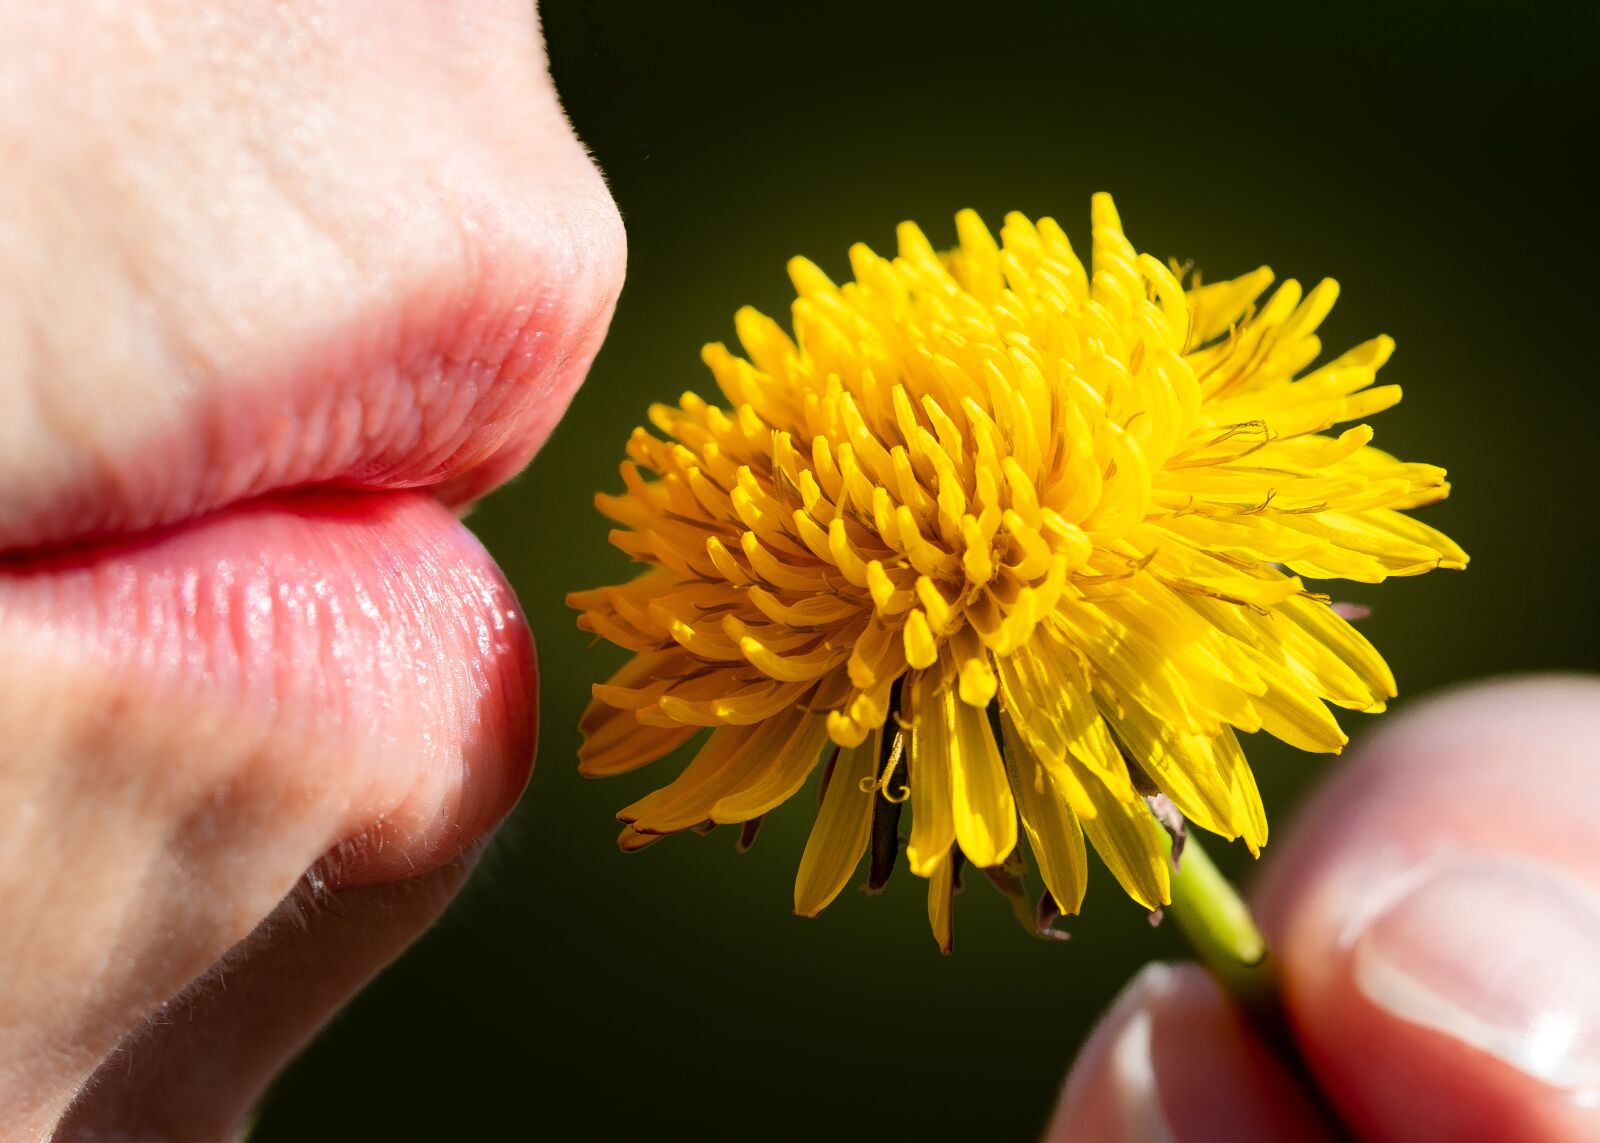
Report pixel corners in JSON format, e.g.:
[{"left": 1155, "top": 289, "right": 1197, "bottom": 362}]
[
  {"left": 1047, "top": 961, "right": 1337, "bottom": 1142},
  {"left": 1257, "top": 675, "right": 1600, "bottom": 1142}
]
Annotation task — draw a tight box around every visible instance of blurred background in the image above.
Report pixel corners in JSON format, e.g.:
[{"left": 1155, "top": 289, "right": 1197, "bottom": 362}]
[{"left": 258, "top": 1, "right": 1596, "bottom": 1136}]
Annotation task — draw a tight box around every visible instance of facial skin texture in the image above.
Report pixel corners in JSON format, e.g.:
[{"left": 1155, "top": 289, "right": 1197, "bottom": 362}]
[{"left": 0, "top": 3, "right": 622, "bottom": 1137}]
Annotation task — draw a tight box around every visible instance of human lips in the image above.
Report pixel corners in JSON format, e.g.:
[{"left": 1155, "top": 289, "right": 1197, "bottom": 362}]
[
  {"left": 0, "top": 6, "right": 628, "bottom": 1126},
  {"left": 0, "top": 208, "right": 624, "bottom": 885},
  {"left": 0, "top": 224, "right": 619, "bottom": 557},
  {"left": 0, "top": 490, "right": 537, "bottom": 880}
]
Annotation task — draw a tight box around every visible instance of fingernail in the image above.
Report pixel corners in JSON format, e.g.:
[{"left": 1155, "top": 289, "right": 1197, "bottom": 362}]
[
  {"left": 1105, "top": 964, "right": 1180, "bottom": 1143},
  {"left": 1350, "top": 855, "right": 1600, "bottom": 1094}
]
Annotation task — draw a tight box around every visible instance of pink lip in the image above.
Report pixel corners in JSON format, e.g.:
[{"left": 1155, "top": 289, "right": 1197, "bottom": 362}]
[
  {"left": 0, "top": 268, "right": 608, "bottom": 559},
  {"left": 0, "top": 490, "right": 536, "bottom": 880},
  {"left": 0, "top": 249, "right": 618, "bottom": 881}
]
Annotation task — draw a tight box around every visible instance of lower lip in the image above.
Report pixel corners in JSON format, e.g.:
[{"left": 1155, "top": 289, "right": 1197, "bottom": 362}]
[{"left": 0, "top": 489, "right": 536, "bottom": 873}]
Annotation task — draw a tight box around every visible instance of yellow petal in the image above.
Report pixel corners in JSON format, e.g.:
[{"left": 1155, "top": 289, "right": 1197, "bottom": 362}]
[
  {"left": 957, "top": 654, "right": 997, "bottom": 707},
  {"left": 1186, "top": 265, "right": 1274, "bottom": 345},
  {"left": 1252, "top": 682, "right": 1348, "bottom": 755},
  {"left": 905, "top": 669, "right": 956, "bottom": 876},
  {"left": 946, "top": 684, "right": 1017, "bottom": 868},
  {"left": 578, "top": 712, "right": 698, "bottom": 778},
  {"left": 926, "top": 849, "right": 956, "bottom": 955},
  {"left": 710, "top": 713, "right": 834, "bottom": 823},
  {"left": 1000, "top": 711, "right": 1087, "bottom": 915},
  {"left": 903, "top": 608, "right": 939, "bottom": 669},
  {"left": 619, "top": 721, "right": 769, "bottom": 833},
  {"left": 1076, "top": 764, "right": 1170, "bottom": 911},
  {"left": 794, "top": 732, "right": 881, "bottom": 916},
  {"left": 1212, "top": 729, "right": 1268, "bottom": 855},
  {"left": 1181, "top": 573, "right": 1306, "bottom": 608},
  {"left": 1279, "top": 595, "right": 1397, "bottom": 700},
  {"left": 1108, "top": 706, "right": 1241, "bottom": 842}
]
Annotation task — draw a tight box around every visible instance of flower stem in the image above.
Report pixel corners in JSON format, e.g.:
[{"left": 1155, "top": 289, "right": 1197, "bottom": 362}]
[
  {"left": 1163, "top": 834, "right": 1354, "bottom": 1140},
  {"left": 1163, "top": 835, "right": 1276, "bottom": 1022}
]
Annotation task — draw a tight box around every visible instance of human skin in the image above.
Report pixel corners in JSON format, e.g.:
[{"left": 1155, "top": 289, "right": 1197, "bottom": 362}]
[
  {"left": 1052, "top": 677, "right": 1600, "bottom": 1142},
  {"left": 1, "top": 5, "right": 1596, "bottom": 1142},
  {"left": 0, "top": 3, "right": 622, "bottom": 1136}
]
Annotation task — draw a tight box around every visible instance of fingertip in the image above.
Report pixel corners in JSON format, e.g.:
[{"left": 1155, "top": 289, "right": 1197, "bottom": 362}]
[
  {"left": 1051, "top": 962, "right": 1334, "bottom": 1142},
  {"left": 1051, "top": 964, "right": 1179, "bottom": 1143},
  {"left": 1259, "top": 675, "right": 1600, "bottom": 1142}
]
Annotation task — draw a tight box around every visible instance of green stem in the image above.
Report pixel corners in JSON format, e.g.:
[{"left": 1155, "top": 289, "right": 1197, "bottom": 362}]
[
  {"left": 1163, "top": 834, "right": 1354, "bottom": 1140},
  {"left": 1164, "top": 835, "right": 1277, "bottom": 1025}
]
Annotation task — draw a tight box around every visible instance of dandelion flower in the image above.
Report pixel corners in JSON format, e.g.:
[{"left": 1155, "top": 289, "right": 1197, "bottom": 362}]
[{"left": 569, "top": 194, "right": 1465, "bottom": 951}]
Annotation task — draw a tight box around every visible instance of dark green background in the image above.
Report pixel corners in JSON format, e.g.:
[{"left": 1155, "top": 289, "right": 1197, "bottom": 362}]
[{"left": 258, "top": 1, "right": 1596, "bottom": 1137}]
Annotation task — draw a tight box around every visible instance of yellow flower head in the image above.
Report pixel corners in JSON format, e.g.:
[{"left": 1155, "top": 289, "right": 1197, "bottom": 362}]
[{"left": 569, "top": 194, "right": 1465, "bottom": 951}]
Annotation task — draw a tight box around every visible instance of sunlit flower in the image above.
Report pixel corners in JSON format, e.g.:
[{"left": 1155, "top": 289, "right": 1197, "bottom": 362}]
[{"left": 569, "top": 195, "right": 1465, "bottom": 951}]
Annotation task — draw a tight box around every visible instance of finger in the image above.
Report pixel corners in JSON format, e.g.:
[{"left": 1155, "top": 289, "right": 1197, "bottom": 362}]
[
  {"left": 1256, "top": 675, "right": 1600, "bottom": 1142},
  {"left": 1050, "top": 962, "right": 1337, "bottom": 1142}
]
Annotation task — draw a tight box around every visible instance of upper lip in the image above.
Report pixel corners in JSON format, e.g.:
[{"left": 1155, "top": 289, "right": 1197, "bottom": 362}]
[
  {"left": 0, "top": 225, "right": 624, "bottom": 883},
  {"left": 0, "top": 233, "right": 622, "bottom": 563}
]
